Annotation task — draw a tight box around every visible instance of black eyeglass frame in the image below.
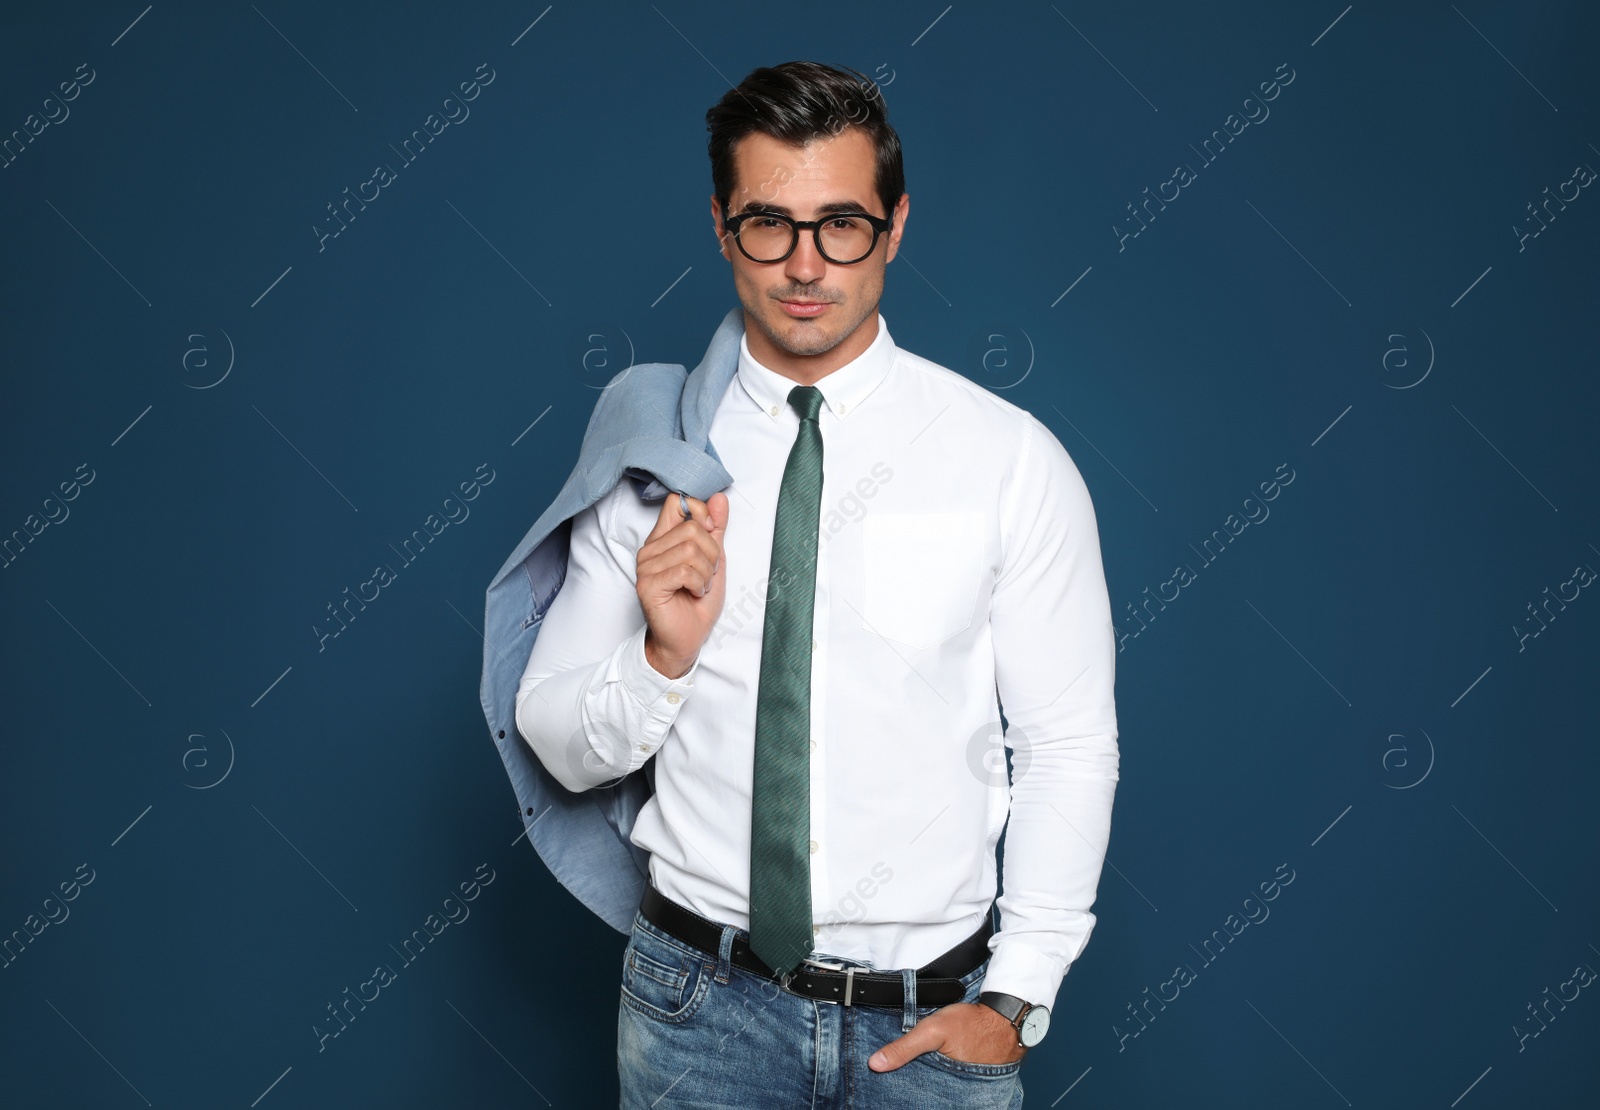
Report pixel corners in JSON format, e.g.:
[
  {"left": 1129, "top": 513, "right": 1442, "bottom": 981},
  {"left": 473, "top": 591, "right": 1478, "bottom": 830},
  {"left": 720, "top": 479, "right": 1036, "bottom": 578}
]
[{"left": 719, "top": 198, "right": 895, "bottom": 265}]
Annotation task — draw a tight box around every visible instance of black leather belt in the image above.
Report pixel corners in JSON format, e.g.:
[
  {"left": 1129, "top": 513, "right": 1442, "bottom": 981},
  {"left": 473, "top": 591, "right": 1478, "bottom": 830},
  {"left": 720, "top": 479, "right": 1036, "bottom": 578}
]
[{"left": 639, "top": 882, "right": 994, "bottom": 1008}]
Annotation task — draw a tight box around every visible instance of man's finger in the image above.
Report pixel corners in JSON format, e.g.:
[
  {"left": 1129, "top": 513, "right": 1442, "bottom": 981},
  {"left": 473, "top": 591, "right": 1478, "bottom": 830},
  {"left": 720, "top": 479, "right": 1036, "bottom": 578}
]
[
  {"left": 867, "top": 1024, "right": 940, "bottom": 1073},
  {"left": 705, "top": 490, "right": 729, "bottom": 540},
  {"left": 649, "top": 491, "right": 708, "bottom": 541},
  {"left": 636, "top": 541, "right": 718, "bottom": 593}
]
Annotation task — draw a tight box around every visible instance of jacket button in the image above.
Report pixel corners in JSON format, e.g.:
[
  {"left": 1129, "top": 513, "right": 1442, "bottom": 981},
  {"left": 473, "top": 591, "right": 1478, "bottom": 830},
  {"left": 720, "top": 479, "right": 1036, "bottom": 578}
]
[
  {"left": 525, "top": 807, "right": 533, "bottom": 816},
  {"left": 498, "top": 730, "right": 505, "bottom": 739}
]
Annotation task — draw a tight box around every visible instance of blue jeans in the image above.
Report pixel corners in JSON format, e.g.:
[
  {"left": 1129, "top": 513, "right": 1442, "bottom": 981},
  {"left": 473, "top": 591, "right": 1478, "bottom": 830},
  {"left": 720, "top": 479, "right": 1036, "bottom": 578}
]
[{"left": 617, "top": 908, "right": 1025, "bottom": 1109}]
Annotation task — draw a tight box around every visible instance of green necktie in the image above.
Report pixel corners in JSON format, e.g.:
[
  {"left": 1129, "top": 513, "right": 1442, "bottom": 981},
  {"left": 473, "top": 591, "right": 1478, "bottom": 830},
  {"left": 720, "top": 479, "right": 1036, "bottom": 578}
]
[{"left": 748, "top": 384, "right": 825, "bottom": 979}]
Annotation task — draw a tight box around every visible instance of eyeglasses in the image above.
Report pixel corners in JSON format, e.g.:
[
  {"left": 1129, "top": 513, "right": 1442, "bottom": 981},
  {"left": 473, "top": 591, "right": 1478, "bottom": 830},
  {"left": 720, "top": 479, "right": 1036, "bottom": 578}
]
[{"left": 720, "top": 199, "right": 893, "bottom": 265}]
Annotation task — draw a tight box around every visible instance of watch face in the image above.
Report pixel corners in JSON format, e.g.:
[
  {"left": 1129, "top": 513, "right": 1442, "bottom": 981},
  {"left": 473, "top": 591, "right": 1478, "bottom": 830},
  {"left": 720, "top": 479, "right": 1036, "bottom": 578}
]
[{"left": 1019, "top": 1005, "right": 1050, "bottom": 1046}]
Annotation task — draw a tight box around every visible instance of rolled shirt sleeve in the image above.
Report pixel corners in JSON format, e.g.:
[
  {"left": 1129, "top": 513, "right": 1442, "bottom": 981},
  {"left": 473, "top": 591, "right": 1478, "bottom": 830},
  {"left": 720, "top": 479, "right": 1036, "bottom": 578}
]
[{"left": 979, "top": 413, "right": 1121, "bottom": 1012}]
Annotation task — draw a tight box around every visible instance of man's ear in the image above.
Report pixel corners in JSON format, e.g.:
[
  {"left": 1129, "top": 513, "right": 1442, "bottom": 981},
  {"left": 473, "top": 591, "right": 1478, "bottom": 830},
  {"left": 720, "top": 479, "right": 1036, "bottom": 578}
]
[
  {"left": 711, "top": 195, "right": 732, "bottom": 262},
  {"left": 885, "top": 193, "right": 909, "bottom": 264}
]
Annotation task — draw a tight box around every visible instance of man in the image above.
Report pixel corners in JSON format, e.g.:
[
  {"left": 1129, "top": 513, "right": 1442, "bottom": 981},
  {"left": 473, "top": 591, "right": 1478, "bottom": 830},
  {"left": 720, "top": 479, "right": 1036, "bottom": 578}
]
[{"left": 516, "top": 61, "right": 1118, "bottom": 1108}]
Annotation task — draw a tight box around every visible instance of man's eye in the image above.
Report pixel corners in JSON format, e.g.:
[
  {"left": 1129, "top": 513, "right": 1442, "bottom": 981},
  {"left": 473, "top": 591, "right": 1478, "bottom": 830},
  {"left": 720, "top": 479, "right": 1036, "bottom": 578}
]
[{"left": 753, "top": 217, "right": 784, "bottom": 229}]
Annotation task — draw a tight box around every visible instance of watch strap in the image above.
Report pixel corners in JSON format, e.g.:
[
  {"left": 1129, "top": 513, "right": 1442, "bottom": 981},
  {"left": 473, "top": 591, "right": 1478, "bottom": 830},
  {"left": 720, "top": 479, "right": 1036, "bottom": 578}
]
[
  {"left": 980, "top": 990, "right": 1049, "bottom": 1047},
  {"left": 978, "top": 990, "right": 1027, "bottom": 1026}
]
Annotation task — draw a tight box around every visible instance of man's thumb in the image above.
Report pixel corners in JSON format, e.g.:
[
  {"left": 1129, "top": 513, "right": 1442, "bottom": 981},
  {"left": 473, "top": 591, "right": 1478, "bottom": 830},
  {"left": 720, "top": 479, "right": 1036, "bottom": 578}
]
[
  {"left": 868, "top": 1028, "right": 929, "bottom": 1072},
  {"left": 706, "top": 490, "right": 730, "bottom": 532}
]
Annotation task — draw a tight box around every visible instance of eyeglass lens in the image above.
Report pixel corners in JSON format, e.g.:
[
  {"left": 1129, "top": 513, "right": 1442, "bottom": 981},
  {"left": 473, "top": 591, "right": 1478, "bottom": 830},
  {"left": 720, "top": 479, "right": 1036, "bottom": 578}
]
[{"left": 737, "top": 215, "right": 877, "bottom": 263}]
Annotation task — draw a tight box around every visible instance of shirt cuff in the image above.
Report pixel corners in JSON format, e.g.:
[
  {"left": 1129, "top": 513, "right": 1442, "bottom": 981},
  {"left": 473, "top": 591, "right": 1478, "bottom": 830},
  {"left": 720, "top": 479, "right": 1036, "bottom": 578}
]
[
  {"left": 979, "top": 938, "right": 1067, "bottom": 1014},
  {"left": 617, "top": 625, "right": 698, "bottom": 747}
]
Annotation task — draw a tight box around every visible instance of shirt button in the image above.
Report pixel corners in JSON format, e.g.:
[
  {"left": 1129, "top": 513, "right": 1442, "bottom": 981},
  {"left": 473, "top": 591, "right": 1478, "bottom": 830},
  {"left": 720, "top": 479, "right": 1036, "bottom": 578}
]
[
  {"left": 837, "top": 403, "right": 847, "bottom": 414},
  {"left": 810, "top": 738, "right": 817, "bottom": 751},
  {"left": 812, "top": 638, "right": 818, "bottom": 652},
  {"left": 770, "top": 404, "right": 779, "bottom": 416},
  {"left": 666, "top": 692, "right": 681, "bottom": 704},
  {"left": 809, "top": 839, "right": 819, "bottom": 854},
  {"left": 637, "top": 744, "right": 647, "bottom": 752}
]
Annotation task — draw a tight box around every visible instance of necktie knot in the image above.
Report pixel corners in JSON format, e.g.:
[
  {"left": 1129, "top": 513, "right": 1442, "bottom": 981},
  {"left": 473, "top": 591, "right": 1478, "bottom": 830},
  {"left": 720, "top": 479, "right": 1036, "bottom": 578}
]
[{"left": 788, "top": 385, "right": 824, "bottom": 424}]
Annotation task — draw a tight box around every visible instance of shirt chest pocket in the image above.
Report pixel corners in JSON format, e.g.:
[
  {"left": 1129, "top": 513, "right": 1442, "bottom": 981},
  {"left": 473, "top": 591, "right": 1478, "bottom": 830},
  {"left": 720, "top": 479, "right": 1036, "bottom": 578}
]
[{"left": 861, "top": 511, "right": 985, "bottom": 650}]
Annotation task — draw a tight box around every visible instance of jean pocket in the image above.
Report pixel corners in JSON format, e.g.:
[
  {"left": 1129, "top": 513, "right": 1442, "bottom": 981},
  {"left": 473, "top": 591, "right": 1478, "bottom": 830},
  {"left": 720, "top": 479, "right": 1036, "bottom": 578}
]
[
  {"left": 914, "top": 960, "right": 1022, "bottom": 1076},
  {"left": 920, "top": 1048, "right": 1024, "bottom": 1078},
  {"left": 620, "top": 919, "right": 711, "bottom": 1023},
  {"left": 862, "top": 511, "right": 985, "bottom": 649}
]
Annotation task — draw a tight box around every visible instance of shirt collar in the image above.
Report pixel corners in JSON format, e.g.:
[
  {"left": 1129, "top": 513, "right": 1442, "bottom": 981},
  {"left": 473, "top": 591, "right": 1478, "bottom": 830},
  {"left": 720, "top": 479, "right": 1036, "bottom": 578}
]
[{"left": 736, "top": 313, "right": 896, "bottom": 422}]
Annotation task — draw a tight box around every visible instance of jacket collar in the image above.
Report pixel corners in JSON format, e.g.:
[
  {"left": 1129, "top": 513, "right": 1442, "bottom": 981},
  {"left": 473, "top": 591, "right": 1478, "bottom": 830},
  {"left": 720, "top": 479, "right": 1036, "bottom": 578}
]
[{"left": 679, "top": 306, "right": 747, "bottom": 452}]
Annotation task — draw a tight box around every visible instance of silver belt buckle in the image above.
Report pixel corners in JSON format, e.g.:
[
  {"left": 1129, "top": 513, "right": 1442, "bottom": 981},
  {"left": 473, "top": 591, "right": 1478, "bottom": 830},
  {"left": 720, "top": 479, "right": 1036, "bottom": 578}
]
[{"left": 801, "top": 956, "right": 858, "bottom": 1006}]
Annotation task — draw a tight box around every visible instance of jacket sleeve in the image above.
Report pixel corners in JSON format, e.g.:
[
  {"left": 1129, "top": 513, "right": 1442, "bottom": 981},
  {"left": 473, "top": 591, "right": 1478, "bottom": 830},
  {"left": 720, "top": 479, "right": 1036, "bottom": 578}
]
[
  {"left": 979, "top": 413, "right": 1120, "bottom": 1013},
  {"left": 515, "top": 483, "right": 700, "bottom": 793}
]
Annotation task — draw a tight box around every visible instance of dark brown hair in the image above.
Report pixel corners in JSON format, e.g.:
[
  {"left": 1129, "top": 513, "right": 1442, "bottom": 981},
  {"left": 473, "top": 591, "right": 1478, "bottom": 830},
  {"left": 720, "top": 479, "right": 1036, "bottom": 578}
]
[{"left": 706, "top": 61, "right": 905, "bottom": 222}]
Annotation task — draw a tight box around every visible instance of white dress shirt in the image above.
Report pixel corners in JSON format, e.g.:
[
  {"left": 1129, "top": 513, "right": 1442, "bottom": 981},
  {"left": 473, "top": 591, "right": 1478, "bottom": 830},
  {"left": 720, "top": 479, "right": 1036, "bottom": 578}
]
[{"left": 516, "top": 313, "right": 1119, "bottom": 1011}]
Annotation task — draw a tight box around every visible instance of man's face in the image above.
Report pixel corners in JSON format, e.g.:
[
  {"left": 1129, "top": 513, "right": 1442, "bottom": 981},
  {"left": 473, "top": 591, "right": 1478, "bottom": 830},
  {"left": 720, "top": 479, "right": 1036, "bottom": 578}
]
[{"left": 711, "top": 127, "right": 908, "bottom": 374}]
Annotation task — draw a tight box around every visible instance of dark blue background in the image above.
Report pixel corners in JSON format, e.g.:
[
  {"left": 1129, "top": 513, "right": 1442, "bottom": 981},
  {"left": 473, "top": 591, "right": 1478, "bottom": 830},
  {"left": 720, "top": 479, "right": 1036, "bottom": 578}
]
[{"left": 3, "top": 2, "right": 1596, "bottom": 1106}]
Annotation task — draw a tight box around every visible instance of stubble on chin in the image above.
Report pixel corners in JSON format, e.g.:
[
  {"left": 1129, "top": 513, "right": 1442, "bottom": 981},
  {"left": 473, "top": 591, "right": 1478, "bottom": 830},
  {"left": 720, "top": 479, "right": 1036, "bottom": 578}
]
[
  {"left": 766, "top": 317, "right": 839, "bottom": 357},
  {"left": 743, "top": 290, "right": 877, "bottom": 360}
]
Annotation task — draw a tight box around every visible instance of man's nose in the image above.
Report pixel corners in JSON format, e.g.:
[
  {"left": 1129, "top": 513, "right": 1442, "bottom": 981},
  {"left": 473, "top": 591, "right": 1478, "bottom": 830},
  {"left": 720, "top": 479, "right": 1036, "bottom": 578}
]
[{"left": 784, "top": 229, "right": 827, "bottom": 283}]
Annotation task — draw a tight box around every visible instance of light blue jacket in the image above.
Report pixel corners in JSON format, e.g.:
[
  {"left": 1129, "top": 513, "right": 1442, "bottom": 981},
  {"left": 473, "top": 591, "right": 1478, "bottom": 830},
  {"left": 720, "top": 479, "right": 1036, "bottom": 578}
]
[{"left": 479, "top": 306, "right": 745, "bottom": 935}]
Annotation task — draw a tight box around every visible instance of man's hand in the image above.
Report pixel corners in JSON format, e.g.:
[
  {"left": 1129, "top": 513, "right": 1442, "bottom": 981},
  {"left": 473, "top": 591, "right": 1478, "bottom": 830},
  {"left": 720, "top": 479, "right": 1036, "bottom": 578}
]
[
  {"left": 867, "top": 1001, "right": 1028, "bottom": 1072},
  {"left": 637, "top": 491, "right": 729, "bottom": 679}
]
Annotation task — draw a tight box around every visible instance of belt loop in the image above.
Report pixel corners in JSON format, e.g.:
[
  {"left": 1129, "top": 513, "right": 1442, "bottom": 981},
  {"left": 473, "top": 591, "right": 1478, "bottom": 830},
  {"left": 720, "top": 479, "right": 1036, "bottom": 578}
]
[
  {"left": 900, "top": 967, "right": 918, "bottom": 1032},
  {"left": 715, "top": 923, "right": 736, "bottom": 983}
]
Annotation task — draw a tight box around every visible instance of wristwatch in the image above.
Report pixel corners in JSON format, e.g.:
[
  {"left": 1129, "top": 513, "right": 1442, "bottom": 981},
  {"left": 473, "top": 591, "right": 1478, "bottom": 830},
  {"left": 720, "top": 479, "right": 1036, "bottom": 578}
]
[{"left": 978, "top": 991, "right": 1050, "bottom": 1048}]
